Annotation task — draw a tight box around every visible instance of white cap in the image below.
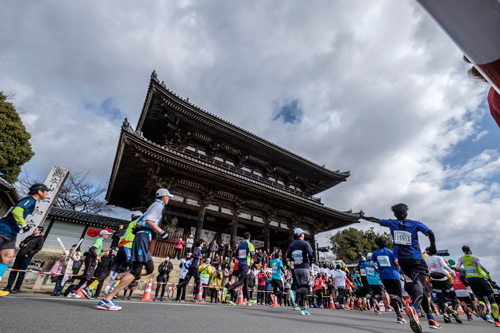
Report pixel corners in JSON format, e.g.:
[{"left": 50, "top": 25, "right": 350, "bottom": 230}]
[
  {"left": 206, "top": 258, "right": 211, "bottom": 262},
  {"left": 156, "top": 188, "right": 174, "bottom": 198},
  {"left": 165, "top": 257, "right": 170, "bottom": 261},
  {"left": 294, "top": 228, "right": 305, "bottom": 236},
  {"left": 367, "top": 252, "right": 372, "bottom": 260},
  {"left": 189, "top": 234, "right": 193, "bottom": 238},
  {"left": 100, "top": 230, "right": 112, "bottom": 236},
  {"left": 131, "top": 211, "right": 143, "bottom": 219}
]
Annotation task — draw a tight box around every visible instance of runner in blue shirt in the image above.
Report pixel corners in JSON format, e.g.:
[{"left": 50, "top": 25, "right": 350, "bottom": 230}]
[
  {"left": 361, "top": 203, "right": 440, "bottom": 332},
  {"left": 371, "top": 236, "right": 405, "bottom": 324},
  {"left": 270, "top": 254, "right": 285, "bottom": 307},
  {"left": 361, "top": 256, "right": 383, "bottom": 315}
]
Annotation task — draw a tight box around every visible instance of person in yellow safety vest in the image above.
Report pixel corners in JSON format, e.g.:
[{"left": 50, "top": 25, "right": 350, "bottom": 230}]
[
  {"left": 456, "top": 245, "right": 499, "bottom": 326},
  {"left": 209, "top": 264, "right": 223, "bottom": 303},
  {"left": 199, "top": 258, "right": 213, "bottom": 301}
]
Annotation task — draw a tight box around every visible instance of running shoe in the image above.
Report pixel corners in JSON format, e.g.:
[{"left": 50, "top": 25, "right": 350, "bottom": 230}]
[
  {"left": 304, "top": 307, "right": 311, "bottom": 315},
  {"left": 450, "top": 310, "right": 462, "bottom": 323},
  {"left": 428, "top": 319, "right": 441, "bottom": 329},
  {"left": 104, "top": 272, "right": 118, "bottom": 295},
  {"left": 228, "top": 301, "right": 236, "bottom": 306},
  {"left": 293, "top": 305, "right": 301, "bottom": 311},
  {"left": 335, "top": 302, "right": 339, "bottom": 309},
  {"left": 404, "top": 303, "right": 422, "bottom": 333},
  {"left": 478, "top": 303, "right": 487, "bottom": 320},
  {"left": 467, "top": 313, "right": 473, "bottom": 321},
  {"left": 300, "top": 309, "right": 306, "bottom": 315},
  {"left": 180, "top": 300, "right": 185, "bottom": 303},
  {"left": 269, "top": 304, "right": 275, "bottom": 308},
  {"left": 443, "top": 314, "right": 451, "bottom": 324},
  {"left": 153, "top": 297, "right": 157, "bottom": 301},
  {"left": 486, "top": 315, "right": 494, "bottom": 324},
  {"left": 495, "top": 320, "right": 500, "bottom": 327},
  {"left": 374, "top": 309, "right": 381, "bottom": 315},
  {"left": 221, "top": 287, "right": 228, "bottom": 302},
  {"left": 97, "top": 299, "right": 122, "bottom": 311},
  {"left": 420, "top": 311, "right": 426, "bottom": 318},
  {"left": 397, "top": 316, "right": 405, "bottom": 324},
  {"left": 82, "top": 287, "right": 93, "bottom": 299},
  {"left": 247, "top": 300, "right": 257, "bottom": 306},
  {"left": 160, "top": 297, "right": 163, "bottom": 301},
  {"left": 0, "top": 290, "right": 9, "bottom": 297}
]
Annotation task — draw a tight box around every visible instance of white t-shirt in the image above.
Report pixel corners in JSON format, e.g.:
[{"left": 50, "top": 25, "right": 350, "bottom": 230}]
[
  {"left": 138, "top": 199, "right": 165, "bottom": 228},
  {"left": 425, "top": 255, "right": 453, "bottom": 281},
  {"left": 333, "top": 270, "right": 347, "bottom": 289}
]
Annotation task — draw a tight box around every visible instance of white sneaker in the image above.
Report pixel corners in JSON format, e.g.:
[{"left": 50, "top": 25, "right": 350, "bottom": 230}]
[{"left": 97, "top": 299, "right": 122, "bottom": 311}]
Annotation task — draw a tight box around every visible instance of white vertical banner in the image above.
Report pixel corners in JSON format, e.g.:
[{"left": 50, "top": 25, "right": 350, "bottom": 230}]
[{"left": 16, "top": 166, "right": 69, "bottom": 246}]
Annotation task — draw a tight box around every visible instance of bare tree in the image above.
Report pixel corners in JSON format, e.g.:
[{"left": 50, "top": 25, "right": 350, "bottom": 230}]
[{"left": 16, "top": 169, "right": 113, "bottom": 214}]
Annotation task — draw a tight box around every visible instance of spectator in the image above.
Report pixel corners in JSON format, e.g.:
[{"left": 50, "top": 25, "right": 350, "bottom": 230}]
[
  {"left": 68, "top": 230, "right": 111, "bottom": 298},
  {"left": 199, "top": 257, "right": 213, "bottom": 301},
  {"left": 174, "top": 237, "right": 184, "bottom": 260},
  {"left": 93, "top": 250, "right": 114, "bottom": 298},
  {"left": 110, "top": 225, "right": 125, "bottom": 250},
  {"left": 209, "top": 240, "right": 218, "bottom": 260},
  {"left": 4, "top": 226, "right": 45, "bottom": 294},
  {"left": 257, "top": 266, "right": 267, "bottom": 305},
  {"left": 224, "top": 244, "right": 231, "bottom": 259},
  {"left": 185, "top": 235, "right": 194, "bottom": 254},
  {"left": 221, "top": 257, "right": 229, "bottom": 270},
  {"left": 212, "top": 253, "right": 220, "bottom": 267},
  {"left": 221, "top": 266, "right": 230, "bottom": 292},
  {"left": 209, "top": 264, "right": 222, "bottom": 303},
  {"left": 265, "top": 271, "right": 272, "bottom": 305},
  {"left": 154, "top": 257, "right": 173, "bottom": 301},
  {"left": 201, "top": 241, "right": 208, "bottom": 259},
  {"left": 247, "top": 268, "right": 256, "bottom": 301},
  {"left": 173, "top": 253, "right": 191, "bottom": 302},
  {"left": 283, "top": 270, "right": 293, "bottom": 306},
  {"left": 262, "top": 250, "right": 269, "bottom": 268},
  {"left": 218, "top": 243, "right": 226, "bottom": 259},
  {"left": 256, "top": 249, "right": 263, "bottom": 266},
  {"left": 51, "top": 244, "right": 81, "bottom": 296}
]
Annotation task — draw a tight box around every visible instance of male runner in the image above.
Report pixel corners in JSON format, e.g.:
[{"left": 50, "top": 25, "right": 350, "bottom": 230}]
[
  {"left": 286, "top": 228, "right": 314, "bottom": 315},
  {"left": 270, "top": 254, "right": 285, "bottom": 307},
  {"left": 451, "top": 269, "right": 474, "bottom": 321},
  {"left": 0, "top": 183, "right": 51, "bottom": 297},
  {"left": 104, "top": 211, "right": 143, "bottom": 295},
  {"left": 362, "top": 253, "right": 383, "bottom": 315},
  {"left": 222, "top": 232, "right": 257, "bottom": 306},
  {"left": 176, "top": 239, "right": 203, "bottom": 302},
  {"left": 456, "top": 245, "right": 500, "bottom": 326},
  {"left": 97, "top": 188, "right": 172, "bottom": 311},
  {"left": 371, "top": 236, "right": 405, "bottom": 324},
  {"left": 361, "top": 203, "right": 440, "bottom": 332},
  {"left": 333, "top": 264, "right": 347, "bottom": 309},
  {"left": 424, "top": 248, "right": 462, "bottom": 324}
]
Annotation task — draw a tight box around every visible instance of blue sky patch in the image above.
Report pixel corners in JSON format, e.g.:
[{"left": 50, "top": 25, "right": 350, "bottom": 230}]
[
  {"left": 272, "top": 99, "right": 302, "bottom": 124},
  {"left": 84, "top": 97, "right": 124, "bottom": 121}
]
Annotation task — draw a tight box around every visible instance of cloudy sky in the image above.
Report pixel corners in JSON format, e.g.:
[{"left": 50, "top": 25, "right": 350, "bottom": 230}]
[{"left": 2, "top": 1, "right": 499, "bottom": 273}]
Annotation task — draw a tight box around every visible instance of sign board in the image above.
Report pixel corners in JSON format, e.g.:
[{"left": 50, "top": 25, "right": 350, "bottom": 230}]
[{"left": 16, "top": 166, "right": 69, "bottom": 246}]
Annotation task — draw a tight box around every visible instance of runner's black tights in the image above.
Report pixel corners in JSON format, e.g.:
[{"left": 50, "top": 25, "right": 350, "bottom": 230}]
[
  {"left": 227, "top": 277, "right": 249, "bottom": 301},
  {"left": 411, "top": 272, "right": 432, "bottom": 314}
]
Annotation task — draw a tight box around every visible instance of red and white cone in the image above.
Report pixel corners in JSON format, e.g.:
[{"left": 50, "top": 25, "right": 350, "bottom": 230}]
[
  {"left": 237, "top": 288, "right": 244, "bottom": 305},
  {"left": 141, "top": 279, "right": 153, "bottom": 301},
  {"left": 193, "top": 285, "right": 204, "bottom": 303},
  {"left": 329, "top": 295, "right": 335, "bottom": 309},
  {"left": 76, "top": 282, "right": 87, "bottom": 298}
]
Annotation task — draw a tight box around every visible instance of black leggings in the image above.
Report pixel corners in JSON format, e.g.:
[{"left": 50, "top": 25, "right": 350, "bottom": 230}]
[
  {"left": 155, "top": 283, "right": 167, "bottom": 298},
  {"left": 399, "top": 259, "right": 432, "bottom": 314},
  {"left": 131, "top": 260, "right": 154, "bottom": 278}
]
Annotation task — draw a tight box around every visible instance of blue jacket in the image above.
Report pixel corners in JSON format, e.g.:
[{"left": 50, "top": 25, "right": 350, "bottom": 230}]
[{"left": 265, "top": 277, "right": 272, "bottom": 291}]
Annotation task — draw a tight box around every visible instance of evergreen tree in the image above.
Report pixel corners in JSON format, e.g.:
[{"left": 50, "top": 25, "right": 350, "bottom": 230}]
[
  {"left": 0, "top": 92, "right": 34, "bottom": 183},
  {"left": 330, "top": 227, "right": 393, "bottom": 262}
]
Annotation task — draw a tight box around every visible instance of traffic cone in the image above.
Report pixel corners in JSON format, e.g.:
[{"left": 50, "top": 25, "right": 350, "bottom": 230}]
[
  {"left": 237, "top": 288, "right": 244, "bottom": 305},
  {"left": 273, "top": 294, "right": 281, "bottom": 307},
  {"left": 76, "top": 282, "right": 86, "bottom": 298},
  {"left": 329, "top": 295, "right": 335, "bottom": 309},
  {"left": 141, "top": 279, "right": 153, "bottom": 301},
  {"left": 217, "top": 290, "right": 222, "bottom": 303},
  {"left": 194, "top": 285, "right": 205, "bottom": 303},
  {"left": 243, "top": 298, "right": 248, "bottom": 305}
]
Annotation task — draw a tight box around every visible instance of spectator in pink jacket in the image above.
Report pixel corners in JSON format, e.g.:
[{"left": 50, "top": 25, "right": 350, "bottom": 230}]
[{"left": 174, "top": 237, "right": 184, "bottom": 260}]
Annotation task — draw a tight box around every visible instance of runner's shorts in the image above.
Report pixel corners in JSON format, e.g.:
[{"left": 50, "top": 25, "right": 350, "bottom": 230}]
[
  {"left": 294, "top": 268, "right": 311, "bottom": 287},
  {"left": 382, "top": 279, "right": 402, "bottom": 297},
  {"left": 370, "top": 284, "right": 384, "bottom": 297},
  {"left": 468, "top": 277, "right": 496, "bottom": 299},
  {"left": 233, "top": 264, "right": 249, "bottom": 279},
  {"left": 131, "top": 231, "right": 152, "bottom": 263},
  {"left": 0, "top": 234, "right": 16, "bottom": 250}
]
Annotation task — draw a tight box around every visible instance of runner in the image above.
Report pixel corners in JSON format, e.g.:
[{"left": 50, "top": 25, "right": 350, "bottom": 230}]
[
  {"left": 313, "top": 273, "right": 325, "bottom": 308},
  {"left": 371, "top": 236, "right": 405, "bottom": 324},
  {"left": 451, "top": 266, "right": 474, "bottom": 321},
  {"left": 222, "top": 232, "right": 257, "bottom": 306},
  {"left": 362, "top": 253, "right": 383, "bottom": 315},
  {"left": 0, "top": 183, "right": 51, "bottom": 297},
  {"left": 333, "top": 264, "right": 347, "bottom": 309},
  {"left": 176, "top": 239, "right": 203, "bottom": 303},
  {"left": 456, "top": 245, "right": 500, "bottom": 326},
  {"left": 286, "top": 228, "right": 314, "bottom": 315},
  {"left": 361, "top": 203, "right": 440, "bottom": 332},
  {"left": 424, "top": 248, "right": 462, "bottom": 324},
  {"left": 270, "top": 254, "right": 285, "bottom": 307},
  {"left": 97, "top": 188, "right": 172, "bottom": 311}
]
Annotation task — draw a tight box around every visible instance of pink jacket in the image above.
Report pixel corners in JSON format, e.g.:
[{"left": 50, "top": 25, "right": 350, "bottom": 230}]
[{"left": 175, "top": 240, "right": 185, "bottom": 249}]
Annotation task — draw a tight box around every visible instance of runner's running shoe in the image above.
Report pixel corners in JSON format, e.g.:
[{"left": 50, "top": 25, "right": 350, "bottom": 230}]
[
  {"left": 478, "top": 303, "right": 487, "bottom": 320},
  {"left": 443, "top": 314, "right": 451, "bottom": 323},
  {"left": 397, "top": 316, "right": 405, "bottom": 324},
  {"left": 486, "top": 315, "right": 494, "bottom": 324},
  {"left": 304, "top": 307, "right": 311, "bottom": 315},
  {"left": 247, "top": 300, "right": 257, "bottom": 306},
  {"left": 300, "top": 309, "right": 306, "bottom": 315},
  {"left": 420, "top": 311, "right": 426, "bottom": 318},
  {"left": 450, "top": 310, "right": 462, "bottom": 323},
  {"left": 404, "top": 302, "right": 422, "bottom": 333},
  {"left": 82, "top": 287, "right": 93, "bottom": 299},
  {"left": 374, "top": 309, "right": 381, "bottom": 315},
  {"left": 97, "top": 299, "right": 122, "bottom": 311},
  {"left": 228, "top": 301, "right": 236, "bottom": 306},
  {"left": 428, "top": 319, "right": 441, "bottom": 329},
  {"left": 0, "top": 290, "right": 9, "bottom": 297},
  {"left": 293, "top": 305, "right": 301, "bottom": 311},
  {"left": 104, "top": 272, "right": 118, "bottom": 295},
  {"left": 495, "top": 320, "right": 500, "bottom": 327}
]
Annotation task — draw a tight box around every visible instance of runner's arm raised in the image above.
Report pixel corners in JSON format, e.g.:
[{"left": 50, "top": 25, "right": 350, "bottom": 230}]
[{"left": 359, "top": 210, "right": 380, "bottom": 224}]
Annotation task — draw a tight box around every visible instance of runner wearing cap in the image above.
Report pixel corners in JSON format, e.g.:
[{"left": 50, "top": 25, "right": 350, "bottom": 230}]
[
  {"left": 70, "top": 229, "right": 112, "bottom": 299},
  {"left": 104, "top": 210, "right": 143, "bottom": 295},
  {"left": 456, "top": 245, "right": 500, "bottom": 326},
  {"left": 361, "top": 203, "right": 440, "bottom": 332},
  {"left": 222, "top": 232, "right": 257, "bottom": 306},
  {"left": 286, "top": 228, "right": 314, "bottom": 315},
  {"left": 98, "top": 188, "right": 173, "bottom": 311},
  {"left": 0, "top": 183, "right": 51, "bottom": 297}
]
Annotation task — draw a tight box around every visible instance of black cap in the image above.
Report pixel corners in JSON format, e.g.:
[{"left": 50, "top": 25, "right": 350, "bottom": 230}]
[{"left": 29, "top": 183, "right": 53, "bottom": 192}]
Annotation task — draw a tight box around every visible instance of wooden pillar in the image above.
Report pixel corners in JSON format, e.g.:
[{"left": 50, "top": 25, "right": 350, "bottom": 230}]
[
  {"left": 264, "top": 221, "right": 270, "bottom": 251},
  {"left": 230, "top": 214, "right": 238, "bottom": 248},
  {"left": 80, "top": 225, "right": 89, "bottom": 241},
  {"left": 311, "top": 236, "right": 317, "bottom": 261},
  {"left": 195, "top": 207, "right": 206, "bottom": 241},
  {"left": 42, "top": 218, "right": 55, "bottom": 239}
]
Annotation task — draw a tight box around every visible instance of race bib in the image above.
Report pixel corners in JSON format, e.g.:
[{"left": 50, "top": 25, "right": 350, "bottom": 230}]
[
  {"left": 292, "top": 250, "right": 303, "bottom": 265},
  {"left": 272, "top": 266, "right": 278, "bottom": 274},
  {"left": 360, "top": 268, "right": 366, "bottom": 276},
  {"left": 428, "top": 263, "right": 439, "bottom": 271},
  {"left": 405, "top": 276, "right": 412, "bottom": 283},
  {"left": 366, "top": 267, "right": 375, "bottom": 276},
  {"left": 378, "top": 256, "right": 390, "bottom": 267},
  {"left": 393, "top": 230, "right": 412, "bottom": 246},
  {"left": 238, "top": 249, "right": 246, "bottom": 259},
  {"left": 464, "top": 266, "right": 478, "bottom": 276}
]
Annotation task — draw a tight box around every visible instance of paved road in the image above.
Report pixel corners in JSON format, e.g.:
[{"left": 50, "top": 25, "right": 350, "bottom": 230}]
[{"left": 2, "top": 294, "right": 495, "bottom": 333}]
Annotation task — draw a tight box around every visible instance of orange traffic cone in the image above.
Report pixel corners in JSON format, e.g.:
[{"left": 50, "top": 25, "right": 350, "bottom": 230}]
[
  {"left": 76, "top": 282, "right": 86, "bottom": 298},
  {"left": 194, "top": 285, "right": 205, "bottom": 303},
  {"left": 141, "top": 279, "right": 153, "bottom": 301},
  {"left": 329, "top": 295, "right": 335, "bottom": 309},
  {"left": 243, "top": 298, "right": 248, "bottom": 305},
  {"left": 237, "top": 288, "right": 244, "bottom": 305},
  {"left": 273, "top": 294, "right": 280, "bottom": 307}
]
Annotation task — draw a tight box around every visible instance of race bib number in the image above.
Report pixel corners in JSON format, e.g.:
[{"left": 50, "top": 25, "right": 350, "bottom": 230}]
[
  {"left": 238, "top": 249, "right": 246, "bottom": 259},
  {"left": 292, "top": 250, "right": 303, "bottom": 265},
  {"left": 378, "top": 256, "right": 390, "bottom": 267},
  {"left": 428, "top": 263, "right": 439, "bottom": 271},
  {"left": 360, "top": 268, "right": 366, "bottom": 276},
  {"left": 272, "top": 266, "right": 278, "bottom": 274},
  {"left": 465, "top": 266, "right": 478, "bottom": 276},
  {"left": 366, "top": 267, "right": 375, "bottom": 276},
  {"left": 316, "top": 280, "right": 321, "bottom": 286},
  {"left": 393, "top": 230, "right": 412, "bottom": 246}
]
